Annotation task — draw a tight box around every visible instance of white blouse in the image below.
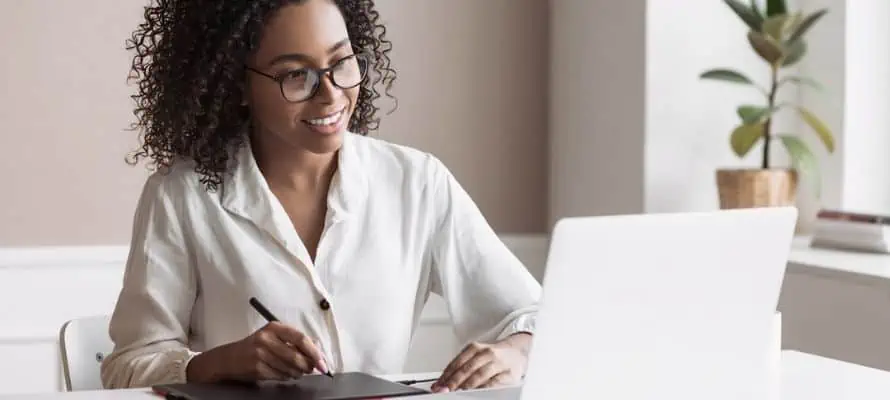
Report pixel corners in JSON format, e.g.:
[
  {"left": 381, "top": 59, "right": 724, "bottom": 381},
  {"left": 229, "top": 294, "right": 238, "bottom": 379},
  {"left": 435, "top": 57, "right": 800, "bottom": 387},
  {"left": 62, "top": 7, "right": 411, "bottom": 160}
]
[{"left": 99, "top": 132, "right": 542, "bottom": 389}]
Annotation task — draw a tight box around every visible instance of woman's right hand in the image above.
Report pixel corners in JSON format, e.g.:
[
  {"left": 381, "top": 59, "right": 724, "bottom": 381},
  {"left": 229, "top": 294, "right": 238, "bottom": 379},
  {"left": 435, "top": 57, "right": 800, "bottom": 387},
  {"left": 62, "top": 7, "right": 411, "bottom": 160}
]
[{"left": 187, "top": 322, "right": 330, "bottom": 382}]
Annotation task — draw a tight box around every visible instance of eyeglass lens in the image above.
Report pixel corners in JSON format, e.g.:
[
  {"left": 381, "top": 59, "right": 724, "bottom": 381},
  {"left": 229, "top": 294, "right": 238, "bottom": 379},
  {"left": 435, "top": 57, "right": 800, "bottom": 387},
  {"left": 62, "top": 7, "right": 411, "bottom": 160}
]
[{"left": 280, "top": 55, "right": 367, "bottom": 102}]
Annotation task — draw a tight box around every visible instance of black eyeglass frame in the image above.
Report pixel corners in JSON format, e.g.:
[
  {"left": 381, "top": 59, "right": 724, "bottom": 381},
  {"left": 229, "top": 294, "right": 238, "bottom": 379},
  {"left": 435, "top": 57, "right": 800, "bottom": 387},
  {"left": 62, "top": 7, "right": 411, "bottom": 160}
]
[{"left": 245, "top": 52, "right": 371, "bottom": 103}]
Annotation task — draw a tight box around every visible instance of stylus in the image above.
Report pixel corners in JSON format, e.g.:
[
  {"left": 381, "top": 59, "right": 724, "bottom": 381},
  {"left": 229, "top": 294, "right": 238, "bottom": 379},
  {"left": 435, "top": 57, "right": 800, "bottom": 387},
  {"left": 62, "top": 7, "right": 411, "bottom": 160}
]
[{"left": 396, "top": 378, "right": 439, "bottom": 385}]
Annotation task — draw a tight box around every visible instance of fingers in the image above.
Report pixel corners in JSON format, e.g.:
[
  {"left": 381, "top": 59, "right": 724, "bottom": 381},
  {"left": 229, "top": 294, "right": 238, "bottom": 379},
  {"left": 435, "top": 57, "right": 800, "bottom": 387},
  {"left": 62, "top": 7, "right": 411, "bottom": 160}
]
[
  {"left": 434, "top": 343, "right": 497, "bottom": 392},
  {"left": 265, "top": 322, "right": 328, "bottom": 374},
  {"left": 447, "top": 349, "right": 498, "bottom": 391},
  {"left": 457, "top": 358, "right": 501, "bottom": 390},
  {"left": 479, "top": 371, "right": 511, "bottom": 389},
  {"left": 256, "top": 359, "right": 291, "bottom": 381},
  {"left": 254, "top": 331, "right": 309, "bottom": 376},
  {"left": 434, "top": 343, "right": 481, "bottom": 390},
  {"left": 255, "top": 346, "right": 299, "bottom": 378},
  {"left": 291, "top": 336, "right": 327, "bottom": 373}
]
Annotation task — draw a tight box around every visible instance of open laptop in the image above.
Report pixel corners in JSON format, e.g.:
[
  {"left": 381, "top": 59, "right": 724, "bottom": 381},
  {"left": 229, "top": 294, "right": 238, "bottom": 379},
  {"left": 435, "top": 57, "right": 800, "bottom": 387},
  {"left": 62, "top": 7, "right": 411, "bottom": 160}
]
[{"left": 423, "top": 206, "right": 796, "bottom": 399}]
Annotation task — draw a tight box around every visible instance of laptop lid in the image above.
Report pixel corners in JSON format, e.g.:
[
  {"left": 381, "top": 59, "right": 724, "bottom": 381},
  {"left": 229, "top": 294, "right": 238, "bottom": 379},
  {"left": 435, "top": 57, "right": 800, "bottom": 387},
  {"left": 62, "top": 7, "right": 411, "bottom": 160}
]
[{"left": 519, "top": 207, "right": 796, "bottom": 400}]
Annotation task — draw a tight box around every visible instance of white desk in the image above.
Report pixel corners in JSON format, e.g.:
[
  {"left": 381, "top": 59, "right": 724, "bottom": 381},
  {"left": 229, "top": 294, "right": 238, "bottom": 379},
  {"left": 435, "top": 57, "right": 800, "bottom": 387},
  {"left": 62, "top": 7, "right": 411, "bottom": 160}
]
[
  {"left": 0, "top": 372, "right": 441, "bottom": 400},
  {"left": 788, "top": 236, "right": 890, "bottom": 281},
  {"left": 4, "top": 351, "right": 889, "bottom": 399},
  {"left": 782, "top": 350, "right": 890, "bottom": 399},
  {"left": 780, "top": 237, "right": 890, "bottom": 371}
]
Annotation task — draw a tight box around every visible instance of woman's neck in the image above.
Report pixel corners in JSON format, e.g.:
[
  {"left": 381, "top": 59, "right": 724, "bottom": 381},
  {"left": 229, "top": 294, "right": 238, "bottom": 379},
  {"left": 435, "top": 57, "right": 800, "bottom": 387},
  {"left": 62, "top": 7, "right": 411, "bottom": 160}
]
[{"left": 250, "top": 133, "right": 339, "bottom": 192}]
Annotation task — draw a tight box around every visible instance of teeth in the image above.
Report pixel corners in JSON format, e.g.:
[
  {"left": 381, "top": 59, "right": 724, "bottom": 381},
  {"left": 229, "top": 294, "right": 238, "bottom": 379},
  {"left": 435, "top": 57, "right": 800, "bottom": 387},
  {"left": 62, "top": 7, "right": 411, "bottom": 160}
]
[{"left": 307, "top": 111, "right": 342, "bottom": 126}]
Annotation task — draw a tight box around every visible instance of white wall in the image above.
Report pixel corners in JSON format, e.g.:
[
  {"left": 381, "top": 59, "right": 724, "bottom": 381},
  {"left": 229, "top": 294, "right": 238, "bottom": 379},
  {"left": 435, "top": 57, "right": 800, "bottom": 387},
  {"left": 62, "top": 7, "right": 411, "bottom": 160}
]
[
  {"left": 645, "top": 0, "right": 775, "bottom": 214},
  {"left": 550, "top": 0, "right": 849, "bottom": 230},
  {"left": 795, "top": 0, "right": 845, "bottom": 211},
  {"left": 798, "top": 0, "right": 890, "bottom": 216}
]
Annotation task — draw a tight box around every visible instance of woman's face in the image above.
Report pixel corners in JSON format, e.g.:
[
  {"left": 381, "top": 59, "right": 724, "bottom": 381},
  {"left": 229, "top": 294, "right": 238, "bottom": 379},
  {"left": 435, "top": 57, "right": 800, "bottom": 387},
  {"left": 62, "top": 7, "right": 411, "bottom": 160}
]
[{"left": 246, "top": 0, "right": 360, "bottom": 155}]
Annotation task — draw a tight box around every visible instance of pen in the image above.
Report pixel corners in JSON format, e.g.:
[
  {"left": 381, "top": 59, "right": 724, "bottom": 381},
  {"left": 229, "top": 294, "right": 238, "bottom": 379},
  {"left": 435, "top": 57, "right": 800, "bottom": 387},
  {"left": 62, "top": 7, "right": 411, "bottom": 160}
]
[
  {"left": 249, "top": 296, "right": 334, "bottom": 378},
  {"left": 396, "top": 378, "right": 439, "bottom": 386}
]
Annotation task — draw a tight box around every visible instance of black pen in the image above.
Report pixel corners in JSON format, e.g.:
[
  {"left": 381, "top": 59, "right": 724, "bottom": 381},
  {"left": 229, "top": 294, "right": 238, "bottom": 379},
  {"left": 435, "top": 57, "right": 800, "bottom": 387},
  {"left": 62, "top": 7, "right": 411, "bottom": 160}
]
[
  {"left": 249, "top": 296, "right": 334, "bottom": 378},
  {"left": 396, "top": 378, "right": 439, "bottom": 386}
]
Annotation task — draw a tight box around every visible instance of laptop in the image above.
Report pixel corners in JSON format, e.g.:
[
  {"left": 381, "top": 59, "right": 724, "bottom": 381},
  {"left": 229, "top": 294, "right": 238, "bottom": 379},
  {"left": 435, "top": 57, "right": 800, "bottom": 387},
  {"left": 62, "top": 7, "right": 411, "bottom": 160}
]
[{"left": 421, "top": 206, "right": 796, "bottom": 399}]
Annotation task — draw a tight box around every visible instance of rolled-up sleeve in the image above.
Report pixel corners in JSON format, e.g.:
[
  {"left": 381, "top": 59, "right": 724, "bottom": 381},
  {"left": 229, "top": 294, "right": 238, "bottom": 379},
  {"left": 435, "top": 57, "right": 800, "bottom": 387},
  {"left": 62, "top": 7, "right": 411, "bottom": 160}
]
[
  {"left": 427, "top": 156, "right": 542, "bottom": 344},
  {"left": 100, "top": 173, "right": 199, "bottom": 389}
]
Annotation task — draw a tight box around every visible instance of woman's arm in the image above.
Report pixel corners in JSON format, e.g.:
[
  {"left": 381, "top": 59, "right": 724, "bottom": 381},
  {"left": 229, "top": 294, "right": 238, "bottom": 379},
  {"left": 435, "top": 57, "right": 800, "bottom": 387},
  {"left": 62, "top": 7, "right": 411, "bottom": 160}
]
[
  {"left": 426, "top": 156, "right": 542, "bottom": 347},
  {"left": 99, "top": 173, "right": 200, "bottom": 389},
  {"left": 425, "top": 156, "right": 542, "bottom": 391}
]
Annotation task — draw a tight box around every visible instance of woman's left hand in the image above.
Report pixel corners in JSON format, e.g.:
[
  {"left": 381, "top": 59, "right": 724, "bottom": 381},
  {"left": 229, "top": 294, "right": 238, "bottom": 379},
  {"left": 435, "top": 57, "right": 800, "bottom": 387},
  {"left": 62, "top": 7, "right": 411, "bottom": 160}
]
[{"left": 431, "top": 333, "right": 532, "bottom": 393}]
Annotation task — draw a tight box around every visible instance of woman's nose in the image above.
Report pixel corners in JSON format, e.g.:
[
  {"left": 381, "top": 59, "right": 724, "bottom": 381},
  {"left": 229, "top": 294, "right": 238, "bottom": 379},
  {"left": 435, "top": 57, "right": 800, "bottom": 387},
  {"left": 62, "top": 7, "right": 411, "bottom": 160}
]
[{"left": 313, "top": 73, "right": 339, "bottom": 104}]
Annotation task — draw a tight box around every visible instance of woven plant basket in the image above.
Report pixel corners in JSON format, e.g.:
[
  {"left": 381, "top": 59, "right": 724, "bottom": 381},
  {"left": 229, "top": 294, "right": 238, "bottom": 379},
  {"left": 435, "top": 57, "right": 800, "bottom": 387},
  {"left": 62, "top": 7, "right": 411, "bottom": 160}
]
[{"left": 716, "top": 168, "right": 798, "bottom": 209}]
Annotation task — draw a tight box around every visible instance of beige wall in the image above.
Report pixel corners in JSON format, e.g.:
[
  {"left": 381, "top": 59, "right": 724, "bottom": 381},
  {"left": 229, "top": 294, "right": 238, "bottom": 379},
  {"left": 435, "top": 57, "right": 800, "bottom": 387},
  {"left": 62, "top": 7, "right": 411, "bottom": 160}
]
[
  {"left": 0, "top": 0, "right": 549, "bottom": 246},
  {"left": 0, "top": 2, "right": 149, "bottom": 247}
]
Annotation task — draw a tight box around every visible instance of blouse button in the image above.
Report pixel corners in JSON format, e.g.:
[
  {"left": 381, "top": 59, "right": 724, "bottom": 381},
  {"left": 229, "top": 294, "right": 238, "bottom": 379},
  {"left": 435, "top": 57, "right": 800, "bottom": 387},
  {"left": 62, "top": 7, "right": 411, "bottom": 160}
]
[{"left": 319, "top": 298, "right": 331, "bottom": 311}]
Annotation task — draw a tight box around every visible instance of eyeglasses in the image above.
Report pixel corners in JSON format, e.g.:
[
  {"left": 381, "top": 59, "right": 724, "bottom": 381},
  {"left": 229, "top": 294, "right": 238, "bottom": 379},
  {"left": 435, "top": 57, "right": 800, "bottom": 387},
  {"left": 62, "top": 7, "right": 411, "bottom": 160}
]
[{"left": 246, "top": 53, "right": 369, "bottom": 103}]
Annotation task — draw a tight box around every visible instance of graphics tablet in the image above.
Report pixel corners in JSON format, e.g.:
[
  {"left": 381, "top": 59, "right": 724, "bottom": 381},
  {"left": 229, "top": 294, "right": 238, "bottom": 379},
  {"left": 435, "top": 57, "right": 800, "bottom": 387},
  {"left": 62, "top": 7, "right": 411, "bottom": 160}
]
[{"left": 153, "top": 372, "right": 429, "bottom": 400}]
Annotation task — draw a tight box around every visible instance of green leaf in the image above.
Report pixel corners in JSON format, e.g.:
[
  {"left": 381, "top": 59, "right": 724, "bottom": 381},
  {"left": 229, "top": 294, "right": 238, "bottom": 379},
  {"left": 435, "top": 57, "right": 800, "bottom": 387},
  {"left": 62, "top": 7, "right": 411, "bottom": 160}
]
[
  {"left": 748, "top": 31, "right": 783, "bottom": 64},
  {"left": 724, "top": 0, "right": 765, "bottom": 31},
  {"left": 778, "top": 134, "right": 820, "bottom": 196},
  {"left": 700, "top": 69, "right": 756, "bottom": 85},
  {"left": 766, "top": 0, "right": 787, "bottom": 17},
  {"left": 782, "top": 39, "right": 807, "bottom": 66},
  {"left": 778, "top": 75, "right": 822, "bottom": 90},
  {"left": 737, "top": 105, "right": 766, "bottom": 124},
  {"left": 797, "top": 107, "right": 835, "bottom": 152},
  {"left": 750, "top": 0, "right": 763, "bottom": 17},
  {"left": 762, "top": 14, "right": 789, "bottom": 41},
  {"left": 788, "top": 9, "right": 828, "bottom": 43},
  {"left": 730, "top": 123, "right": 764, "bottom": 157},
  {"left": 785, "top": 11, "right": 805, "bottom": 35},
  {"left": 737, "top": 105, "right": 779, "bottom": 124}
]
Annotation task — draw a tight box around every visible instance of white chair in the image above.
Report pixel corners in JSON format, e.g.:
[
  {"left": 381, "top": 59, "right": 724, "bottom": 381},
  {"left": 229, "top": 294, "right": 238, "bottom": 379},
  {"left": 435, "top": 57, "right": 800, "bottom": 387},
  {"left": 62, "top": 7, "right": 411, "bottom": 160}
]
[{"left": 59, "top": 315, "right": 113, "bottom": 391}]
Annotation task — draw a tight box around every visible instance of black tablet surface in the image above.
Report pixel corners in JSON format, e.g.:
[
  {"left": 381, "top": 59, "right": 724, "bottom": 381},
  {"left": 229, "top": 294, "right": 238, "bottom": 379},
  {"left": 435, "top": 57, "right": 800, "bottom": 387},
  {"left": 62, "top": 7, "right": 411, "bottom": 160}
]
[{"left": 153, "top": 372, "right": 429, "bottom": 400}]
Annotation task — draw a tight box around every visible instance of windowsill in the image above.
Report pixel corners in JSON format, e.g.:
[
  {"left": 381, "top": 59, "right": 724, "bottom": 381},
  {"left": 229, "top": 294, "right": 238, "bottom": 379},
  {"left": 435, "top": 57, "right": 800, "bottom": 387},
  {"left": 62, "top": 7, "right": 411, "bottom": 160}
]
[{"left": 789, "top": 235, "right": 890, "bottom": 282}]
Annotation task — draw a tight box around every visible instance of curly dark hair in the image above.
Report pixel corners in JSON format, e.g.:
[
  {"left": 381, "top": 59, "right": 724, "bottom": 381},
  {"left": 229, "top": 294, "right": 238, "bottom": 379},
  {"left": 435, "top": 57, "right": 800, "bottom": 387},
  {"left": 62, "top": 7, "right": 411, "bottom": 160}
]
[{"left": 124, "top": 0, "right": 396, "bottom": 190}]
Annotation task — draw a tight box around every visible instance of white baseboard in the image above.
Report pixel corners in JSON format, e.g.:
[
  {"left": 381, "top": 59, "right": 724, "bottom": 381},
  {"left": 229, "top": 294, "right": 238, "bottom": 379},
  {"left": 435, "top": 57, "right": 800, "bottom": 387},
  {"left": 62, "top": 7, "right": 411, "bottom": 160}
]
[{"left": 0, "top": 246, "right": 129, "bottom": 269}]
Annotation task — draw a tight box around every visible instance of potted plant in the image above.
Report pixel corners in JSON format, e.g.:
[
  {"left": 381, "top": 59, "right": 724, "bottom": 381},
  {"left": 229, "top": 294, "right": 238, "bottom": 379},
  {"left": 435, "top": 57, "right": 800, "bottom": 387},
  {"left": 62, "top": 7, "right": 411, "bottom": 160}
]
[{"left": 700, "top": 0, "right": 835, "bottom": 209}]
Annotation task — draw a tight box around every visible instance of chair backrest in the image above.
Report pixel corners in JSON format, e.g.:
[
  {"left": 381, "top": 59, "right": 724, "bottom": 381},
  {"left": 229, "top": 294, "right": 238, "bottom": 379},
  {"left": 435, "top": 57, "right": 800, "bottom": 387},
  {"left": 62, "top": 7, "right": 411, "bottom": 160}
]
[{"left": 59, "top": 315, "right": 113, "bottom": 391}]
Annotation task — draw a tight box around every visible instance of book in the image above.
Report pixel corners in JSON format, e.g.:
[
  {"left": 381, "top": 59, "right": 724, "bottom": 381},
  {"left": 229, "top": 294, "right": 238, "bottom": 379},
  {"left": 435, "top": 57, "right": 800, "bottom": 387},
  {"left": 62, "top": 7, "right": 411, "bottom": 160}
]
[
  {"left": 817, "top": 209, "right": 890, "bottom": 225},
  {"left": 811, "top": 209, "right": 890, "bottom": 253}
]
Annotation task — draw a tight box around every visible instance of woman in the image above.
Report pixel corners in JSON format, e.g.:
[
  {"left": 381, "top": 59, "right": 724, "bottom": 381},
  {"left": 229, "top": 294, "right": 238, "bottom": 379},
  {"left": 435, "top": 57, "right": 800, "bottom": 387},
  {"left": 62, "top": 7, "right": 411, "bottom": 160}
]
[{"left": 100, "top": 0, "right": 541, "bottom": 394}]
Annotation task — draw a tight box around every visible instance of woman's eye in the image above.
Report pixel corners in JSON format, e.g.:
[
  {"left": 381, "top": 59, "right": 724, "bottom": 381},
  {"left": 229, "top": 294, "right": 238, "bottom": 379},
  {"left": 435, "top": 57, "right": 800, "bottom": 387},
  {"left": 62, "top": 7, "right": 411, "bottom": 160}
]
[
  {"left": 291, "top": 70, "right": 308, "bottom": 78},
  {"left": 280, "top": 69, "right": 308, "bottom": 82},
  {"left": 332, "top": 55, "right": 353, "bottom": 70}
]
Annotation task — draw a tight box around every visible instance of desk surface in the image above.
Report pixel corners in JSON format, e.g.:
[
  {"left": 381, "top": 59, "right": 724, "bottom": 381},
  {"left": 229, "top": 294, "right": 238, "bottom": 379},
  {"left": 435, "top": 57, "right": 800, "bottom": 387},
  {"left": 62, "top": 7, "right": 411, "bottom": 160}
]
[
  {"left": 5, "top": 351, "right": 889, "bottom": 399},
  {"left": 0, "top": 372, "right": 441, "bottom": 400},
  {"left": 789, "top": 236, "right": 890, "bottom": 280}
]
